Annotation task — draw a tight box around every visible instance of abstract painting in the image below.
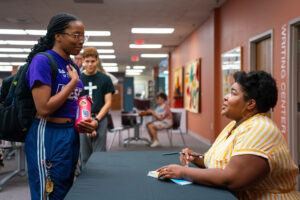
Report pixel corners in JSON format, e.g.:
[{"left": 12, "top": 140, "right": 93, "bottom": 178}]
[
  {"left": 184, "top": 58, "right": 201, "bottom": 113},
  {"left": 173, "top": 67, "right": 184, "bottom": 108},
  {"left": 221, "top": 47, "right": 242, "bottom": 97}
]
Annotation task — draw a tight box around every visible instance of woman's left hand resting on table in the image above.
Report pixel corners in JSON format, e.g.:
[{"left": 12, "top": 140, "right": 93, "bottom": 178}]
[
  {"left": 157, "top": 154, "right": 269, "bottom": 191},
  {"left": 77, "top": 118, "right": 98, "bottom": 134}
]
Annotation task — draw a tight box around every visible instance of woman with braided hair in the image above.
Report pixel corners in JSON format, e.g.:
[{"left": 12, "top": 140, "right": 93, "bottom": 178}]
[{"left": 25, "top": 13, "right": 98, "bottom": 199}]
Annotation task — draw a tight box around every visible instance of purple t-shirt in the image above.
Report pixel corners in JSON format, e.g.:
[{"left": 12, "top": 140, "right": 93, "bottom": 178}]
[{"left": 26, "top": 50, "right": 83, "bottom": 118}]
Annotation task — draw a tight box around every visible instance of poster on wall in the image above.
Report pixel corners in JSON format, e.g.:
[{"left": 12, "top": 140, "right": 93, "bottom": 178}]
[
  {"left": 184, "top": 58, "right": 201, "bottom": 113},
  {"left": 173, "top": 67, "right": 184, "bottom": 108},
  {"left": 221, "top": 47, "right": 242, "bottom": 97}
]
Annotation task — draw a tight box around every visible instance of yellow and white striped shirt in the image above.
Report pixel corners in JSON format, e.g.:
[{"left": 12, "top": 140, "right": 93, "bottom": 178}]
[{"left": 204, "top": 113, "right": 300, "bottom": 199}]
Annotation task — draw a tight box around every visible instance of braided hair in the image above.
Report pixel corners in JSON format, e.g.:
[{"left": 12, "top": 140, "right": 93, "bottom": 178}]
[{"left": 26, "top": 13, "right": 79, "bottom": 63}]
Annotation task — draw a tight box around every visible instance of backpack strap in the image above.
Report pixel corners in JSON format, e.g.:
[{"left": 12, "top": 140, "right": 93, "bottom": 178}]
[
  {"left": 37, "top": 52, "right": 58, "bottom": 85},
  {"left": 69, "top": 59, "right": 81, "bottom": 77}
]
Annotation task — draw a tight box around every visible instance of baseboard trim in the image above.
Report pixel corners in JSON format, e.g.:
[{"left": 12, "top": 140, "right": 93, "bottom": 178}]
[{"left": 188, "top": 130, "right": 212, "bottom": 148}]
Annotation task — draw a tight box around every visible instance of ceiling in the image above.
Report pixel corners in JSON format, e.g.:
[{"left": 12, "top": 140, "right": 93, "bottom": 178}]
[{"left": 0, "top": 0, "right": 226, "bottom": 75}]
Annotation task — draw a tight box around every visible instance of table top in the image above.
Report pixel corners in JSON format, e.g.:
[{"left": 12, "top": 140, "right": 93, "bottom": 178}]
[{"left": 66, "top": 151, "right": 237, "bottom": 200}]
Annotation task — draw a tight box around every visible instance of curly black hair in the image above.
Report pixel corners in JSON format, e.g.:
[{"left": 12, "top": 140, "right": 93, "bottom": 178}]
[
  {"left": 26, "top": 13, "right": 79, "bottom": 63},
  {"left": 233, "top": 71, "right": 278, "bottom": 113},
  {"left": 156, "top": 92, "right": 168, "bottom": 101}
]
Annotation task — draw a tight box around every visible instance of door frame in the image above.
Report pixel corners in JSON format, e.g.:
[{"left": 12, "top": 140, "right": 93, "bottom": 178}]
[
  {"left": 248, "top": 29, "right": 273, "bottom": 74},
  {"left": 288, "top": 17, "right": 300, "bottom": 165}
]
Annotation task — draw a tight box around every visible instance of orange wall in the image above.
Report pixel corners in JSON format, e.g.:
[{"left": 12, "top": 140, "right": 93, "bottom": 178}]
[
  {"left": 170, "top": 0, "right": 300, "bottom": 142},
  {"left": 170, "top": 13, "right": 216, "bottom": 142}
]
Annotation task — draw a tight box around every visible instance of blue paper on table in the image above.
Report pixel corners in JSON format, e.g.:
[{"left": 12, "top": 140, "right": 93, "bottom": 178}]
[{"left": 170, "top": 178, "right": 192, "bottom": 185}]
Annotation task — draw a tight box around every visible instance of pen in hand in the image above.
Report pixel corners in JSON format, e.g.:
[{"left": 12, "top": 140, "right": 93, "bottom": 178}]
[{"left": 162, "top": 152, "right": 204, "bottom": 158}]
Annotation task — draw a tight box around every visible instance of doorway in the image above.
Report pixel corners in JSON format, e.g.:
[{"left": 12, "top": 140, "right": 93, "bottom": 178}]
[
  {"left": 249, "top": 30, "right": 273, "bottom": 74},
  {"left": 288, "top": 18, "right": 300, "bottom": 187},
  {"left": 249, "top": 30, "right": 273, "bottom": 118}
]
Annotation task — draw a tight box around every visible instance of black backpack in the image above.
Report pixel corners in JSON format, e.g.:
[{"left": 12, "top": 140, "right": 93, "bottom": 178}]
[{"left": 0, "top": 52, "right": 58, "bottom": 142}]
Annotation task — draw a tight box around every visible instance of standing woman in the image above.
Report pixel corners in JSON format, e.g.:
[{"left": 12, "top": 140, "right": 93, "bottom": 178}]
[{"left": 25, "top": 13, "right": 97, "bottom": 200}]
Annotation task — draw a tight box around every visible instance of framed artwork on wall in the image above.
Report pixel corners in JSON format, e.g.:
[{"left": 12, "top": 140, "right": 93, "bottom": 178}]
[
  {"left": 221, "top": 47, "right": 242, "bottom": 97},
  {"left": 173, "top": 67, "right": 184, "bottom": 108},
  {"left": 184, "top": 58, "right": 201, "bottom": 113}
]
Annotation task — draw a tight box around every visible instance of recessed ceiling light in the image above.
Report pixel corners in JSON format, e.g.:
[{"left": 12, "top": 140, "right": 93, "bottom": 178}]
[
  {"left": 80, "top": 49, "right": 115, "bottom": 54},
  {"left": 140, "top": 54, "right": 168, "bottom": 58},
  {"left": 97, "top": 49, "right": 115, "bottom": 53},
  {"left": 0, "top": 29, "right": 26, "bottom": 35},
  {"left": 11, "top": 62, "right": 26, "bottom": 65},
  {"left": 99, "top": 55, "right": 116, "bottom": 59},
  {"left": 0, "top": 66, "right": 13, "bottom": 71},
  {"left": 0, "top": 48, "right": 30, "bottom": 52},
  {"left": 102, "top": 63, "right": 117, "bottom": 67},
  {"left": 126, "top": 72, "right": 141, "bottom": 76},
  {"left": 25, "top": 30, "right": 47, "bottom": 35},
  {"left": 126, "top": 69, "right": 143, "bottom": 73},
  {"left": 103, "top": 67, "right": 118, "bottom": 72},
  {"left": 0, "top": 40, "right": 37, "bottom": 45},
  {"left": 0, "top": 54, "right": 28, "bottom": 58},
  {"left": 129, "top": 44, "right": 162, "bottom": 49},
  {"left": 131, "top": 28, "right": 174, "bottom": 34},
  {"left": 85, "top": 31, "right": 111, "bottom": 36},
  {"left": 133, "top": 66, "right": 146, "bottom": 69},
  {"left": 0, "top": 62, "right": 25, "bottom": 66},
  {"left": 84, "top": 42, "right": 113, "bottom": 46}
]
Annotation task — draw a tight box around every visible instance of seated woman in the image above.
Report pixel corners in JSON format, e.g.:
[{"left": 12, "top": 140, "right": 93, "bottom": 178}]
[
  {"left": 146, "top": 92, "right": 173, "bottom": 147},
  {"left": 157, "top": 71, "right": 300, "bottom": 199}
]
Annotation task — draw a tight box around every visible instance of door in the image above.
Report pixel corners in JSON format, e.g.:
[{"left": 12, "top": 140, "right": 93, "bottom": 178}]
[
  {"left": 297, "top": 27, "right": 300, "bottom": 170},
  {"left": 256, "top": 37, "right": 272, "bottom": 74},
  {"left": 249, "top": 31, "right": 273, "bottom": 117},
  {"left": 289, "top": 19, "right": 300, "bottom": 190},
  {"left": 111, "top": 84, "right": 122, "bottom": 110}
]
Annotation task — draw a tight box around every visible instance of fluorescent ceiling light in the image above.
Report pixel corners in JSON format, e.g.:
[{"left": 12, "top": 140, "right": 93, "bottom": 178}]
[
  {"left": 0, "top": 40, "right": 37, "bottom": 45},
  {"left": 0, "top": 62, "right": 10, "bottom": 65},
  {"left": 126, "top": 66, "right": 131, "bottom": 69},
  {"left": 85, "top": 31, "right": 111, "bottom": 36},
  {"left": 129, "top": 44, "right": 162, "bottom": 49},
  {"left": 103, "top": 67, "right": 118, "bottom": 72},
  {"left": 0, "top": 29, "right": 26, "bottom": 35},
  {"left": 84, "top": 42, "right": 113, "bottom": 46},
  {"left": 25, "top": 30, "right": 47, "bottom": 35},
  {"left": 102, "top": 63, "right": 117, "bottom": 67},
  {"left": 99, "top": 55, "right": 116, "bottom": 59},
  {"left": 126, "top": 69, "right": 143, "bottom": 73},
  {"left": 0, "top": 48, "right": 31, "bottom": 52},
  {"left": 126, "top": 72, "right": 141, "bottom": 76},
  {"left": 133, "top": 66, "right": 145, "bottom": 69},
  {"left": 0, "top": 54, "right": 28, "bottom": 58},
  {"left": 131, "top": 28, "right": 174, "bottom": 34},
  {"left": 0, "top": 66, "right": 13, "bottom": 71},
  {"left": 140, "top": 54, "right": 168, "bottom": 58},
  {"left": 0, "top": 29, "right": 111, "bottom": 36},
  {"left": 0, "top": 62, "right": 25, "bottom": 66},
  {"left": 97, "top": 49, "right": 114, "bottom": 54},
  {"left": 80, "top": 49, "right": 115, "bottom": 54},
  {"left": 11, "top": 62, "right": 26, "bottom": 66}
]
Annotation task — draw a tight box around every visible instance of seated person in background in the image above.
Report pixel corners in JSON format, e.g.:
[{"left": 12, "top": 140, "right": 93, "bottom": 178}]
[
  {"left": 157, "top": 71, "right": 300, "bottom": 199},
  {"left": 146, "top": 92, "right": 173, "bottom": 147}
]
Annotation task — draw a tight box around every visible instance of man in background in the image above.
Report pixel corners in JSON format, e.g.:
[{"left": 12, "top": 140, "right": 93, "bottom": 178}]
[
  {"left": 80, "top": 47, "right": 115, "bottom": 166},
  {"left": 74, "top": 53, "right": 84, "bottom": 72}
]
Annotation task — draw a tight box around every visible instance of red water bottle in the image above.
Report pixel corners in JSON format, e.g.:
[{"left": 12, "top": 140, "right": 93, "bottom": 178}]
[{"left": 75, "top": 96, "right": 93, "bottom": 133}]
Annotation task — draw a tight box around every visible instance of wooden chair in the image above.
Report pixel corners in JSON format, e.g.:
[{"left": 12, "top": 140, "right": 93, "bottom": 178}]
[{"left": 107, "top": 113, "right": 131, "bottom": 150}]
